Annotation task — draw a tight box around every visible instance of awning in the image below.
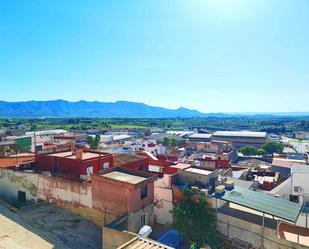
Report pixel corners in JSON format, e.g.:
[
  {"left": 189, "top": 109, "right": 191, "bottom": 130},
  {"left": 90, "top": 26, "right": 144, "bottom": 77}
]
[{"left": 212, "top": 186, "right": 302, "bottom": 222}]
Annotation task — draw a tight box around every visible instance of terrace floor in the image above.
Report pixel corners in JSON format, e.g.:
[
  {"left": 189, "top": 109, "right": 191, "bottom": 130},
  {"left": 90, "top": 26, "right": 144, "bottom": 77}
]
[{"left": 0, "top": 202, "right": 101, "bottom": 249}]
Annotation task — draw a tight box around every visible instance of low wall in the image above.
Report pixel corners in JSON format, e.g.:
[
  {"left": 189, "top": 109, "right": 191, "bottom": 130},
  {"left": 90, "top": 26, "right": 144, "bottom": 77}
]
[
  {"left": 103, "top": 227, "right": 136, "bottom": 249},
  {"left": 0, "top": 169, "right": 92, "bottom": 208},
  {"left": 217, "top": 212, "right": 308, "bottom": 249}
]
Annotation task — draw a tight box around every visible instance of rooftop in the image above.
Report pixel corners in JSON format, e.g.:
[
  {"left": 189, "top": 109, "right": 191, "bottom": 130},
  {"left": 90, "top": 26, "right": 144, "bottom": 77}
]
[
  {"left": 170, "top": 162, "right": 191, "bottom": 170},
  {"left": 0, "top": 155, "right": 35, "bottom": 168},
  {"left": 212, "top": 186, "right": 302, "bottom": 222},
  {"left": 25, "top": 129, "right": 67, "bottom": 136},
  {"left": 113, "top": 134, "right": 132, "bottom": 140},
  {"left": 102, "top": 171, "right": 147, "bottom": 185},
  {"left": 188, "top": 133, "right": 212, "bottom": 139},
  {"left": 185, "top": 167, "right": 213, "bottom": 175},
  {"left": 117, "top": 237, "right": 173, "bottom": 249},
  {"left": 272, "top": 158, "right": 307, "bottom": 168},
  {"left": 48, "top": 151, "right": 101, "bottom": 160},
  {"left": 113, "top": 153, "right": 147, "bottom": 166},
  {"left": 213, "top": 131, "right": 267, "bottom": 138},
  {"left": 226, "top": 176, "right": 253, "bottom": 189}
]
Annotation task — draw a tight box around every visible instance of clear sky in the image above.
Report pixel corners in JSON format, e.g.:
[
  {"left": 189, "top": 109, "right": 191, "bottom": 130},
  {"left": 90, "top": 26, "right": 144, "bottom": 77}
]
[{"left": 0, "top": 0, "right": 308, "bottom": 113}]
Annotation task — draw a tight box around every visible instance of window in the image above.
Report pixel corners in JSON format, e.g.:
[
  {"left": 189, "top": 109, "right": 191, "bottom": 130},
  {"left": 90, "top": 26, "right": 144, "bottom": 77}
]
[
  {"left": 141, "top": 185, "right": 148, "bottom": 199},
  {"left": 140, "top": 213, "right": 146, "bottom": 228},
  {"left": 86, "top": 166, "right": 93, "bottom": 175},
  {"left": 103, "top": 162, "right": 109, "bottom": 169}
]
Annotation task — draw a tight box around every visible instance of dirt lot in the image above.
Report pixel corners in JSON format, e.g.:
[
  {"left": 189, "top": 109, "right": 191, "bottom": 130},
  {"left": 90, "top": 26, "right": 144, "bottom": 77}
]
[{"left": 0, "top": 202, "right": 101, "bottom": 249}]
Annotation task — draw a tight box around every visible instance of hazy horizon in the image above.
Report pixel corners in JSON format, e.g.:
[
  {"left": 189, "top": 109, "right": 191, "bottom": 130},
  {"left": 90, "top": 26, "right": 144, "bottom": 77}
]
[{"left": 1, "top": 1, "right": 309, "bottom": 113}]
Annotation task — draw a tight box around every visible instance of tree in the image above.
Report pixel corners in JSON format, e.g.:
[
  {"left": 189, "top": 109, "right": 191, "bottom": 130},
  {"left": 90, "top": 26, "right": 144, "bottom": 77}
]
[
  {"left": 170, "top": 138, "right": 177, "bottom": 155},
  {"left": 170, "top": 138, "right": 177, "bottom": 148},
  {"left": 163, "top": 137, "right": 171, "bottom": 148},
  {"left": 261, "top": 141, "right": 284, "bottom": 155},
  {"left": 172, "top": 189, "right": 220, "bottom": 249},
  {"left": 256, "top": 148, "right": 266, "bottom": 155},
  {"left": 86, "top": 135, "right": 100, "bottom": 150},
  {"left": 239, "top": 146, "right": 258, "bottom": 156}
]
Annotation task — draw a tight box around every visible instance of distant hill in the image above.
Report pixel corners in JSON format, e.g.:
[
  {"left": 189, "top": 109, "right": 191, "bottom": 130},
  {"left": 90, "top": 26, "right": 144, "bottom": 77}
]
[{"left": 0, "top": 100, "right": 208, "bottom": 118}]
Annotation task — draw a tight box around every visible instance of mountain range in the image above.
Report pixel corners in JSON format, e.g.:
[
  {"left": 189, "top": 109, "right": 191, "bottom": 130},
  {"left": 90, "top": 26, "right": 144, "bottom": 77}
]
[
  {"left": 0, "top": 100, "right": 308, "bottom": 118},
  {"left": 0, "top": 100, "right": 208, "bottom": 118}
]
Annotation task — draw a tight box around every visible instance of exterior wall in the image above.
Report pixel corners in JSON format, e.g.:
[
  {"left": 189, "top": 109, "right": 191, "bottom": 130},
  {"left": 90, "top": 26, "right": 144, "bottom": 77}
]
[
  {"left": 271, "top": 165, "right": 291, "bottom": 179},
  {"left": 154, "top": 174, "right": 173, "bottom": 225},
  {"left": 199, "top": 160, "right": 216, "bottom": 171},
  {"left": 0, "top": 169, "right": 92, "bottom": 207},
  {"left": 35, "top": 153, "right": 113, "bottom": 177},
  {"left": 217, "top": 212, "right": 308, "bottom": 249},
  {"left": 92, "top": 174, "right": 155, "bottom": 214},
  {"left": 121, "top": 158, "right": 149, "bottom": 171},
  {"left": 270, "top": 177, "right": 292, "bottom": 200},
  {"left": 176, "top": 169, "right": 219, "bottom": 186},
  {"left": 127, "top": 204, "right": 154, "bottom": 233},
  {"left": 216, "top": 150, "right": 238, "bottom": 163},
  {"left": 197, "top": 143, "right": 219, "bottom": 153}
]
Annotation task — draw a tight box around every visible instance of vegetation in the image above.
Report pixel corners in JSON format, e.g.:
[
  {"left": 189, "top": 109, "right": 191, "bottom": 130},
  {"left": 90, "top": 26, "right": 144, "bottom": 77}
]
[
  {"left": 163, "top": 137, "right": 178, "bottom": 155},
  {"left": 0, "top": 116, "right": 309, "bottom": 134},
  {"left": 239, "top": 141, "right": 284, "bottom": 156},
  {"left": 239, "top": 146, "right": 262, "bottom": 156},
  {"left": 86, "top": 135, "right": 100, "bottom": 150},
  {"left": 261, "top": 141, "right": 284, "bottom": 154},
  {"left": 172, "top": 188, "right": 220, "bottom": 249}
]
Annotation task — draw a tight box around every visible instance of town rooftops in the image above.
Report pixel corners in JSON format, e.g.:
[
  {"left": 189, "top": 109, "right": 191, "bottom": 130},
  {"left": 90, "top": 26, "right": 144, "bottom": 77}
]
[
  {"left": 213, "top": 131, "right": 267, "bottom": 138},
  {"left": 117, "top": 237, "right": 173, "bottom": 249},
  {"left": 212, "top": 186, "right": 302, "bottom": 222},
  {"left": 185, "top": 167, "right": 213, "bottom": 175}
]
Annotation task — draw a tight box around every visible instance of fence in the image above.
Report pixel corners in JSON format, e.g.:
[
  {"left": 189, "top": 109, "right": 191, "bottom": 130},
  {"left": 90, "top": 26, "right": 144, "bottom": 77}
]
[{"left": 217, "top": 212, "right": 308, "bottom": 249}]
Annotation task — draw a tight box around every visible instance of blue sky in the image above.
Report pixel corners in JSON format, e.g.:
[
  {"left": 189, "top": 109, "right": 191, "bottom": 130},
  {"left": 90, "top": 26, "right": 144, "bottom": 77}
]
[{"left": 0, "top": 0, "right": 308, "bottom": 113}]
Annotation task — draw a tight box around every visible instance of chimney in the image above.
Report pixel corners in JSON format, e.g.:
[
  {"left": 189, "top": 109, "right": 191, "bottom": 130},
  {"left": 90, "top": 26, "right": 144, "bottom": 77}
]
[{"left": 76, "top": 149, "right": 83, "bottom": 160}]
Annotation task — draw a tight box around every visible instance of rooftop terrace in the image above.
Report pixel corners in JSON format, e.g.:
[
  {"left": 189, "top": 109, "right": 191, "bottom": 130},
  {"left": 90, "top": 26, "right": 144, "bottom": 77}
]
[{"left": 102, "top": 171, "right": 147, "bottom": 185}]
